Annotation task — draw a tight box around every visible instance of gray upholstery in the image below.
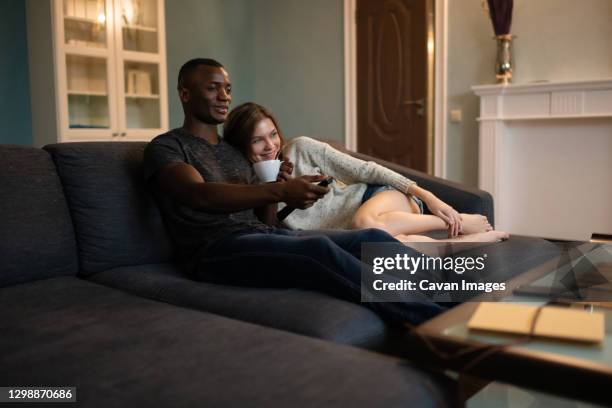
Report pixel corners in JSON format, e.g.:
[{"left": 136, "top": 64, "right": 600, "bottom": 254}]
[
  {"left": 0, "top": 145, "right": 78, "bottom": 287},
  {"left": 89, "top": 263, "right": 392, "bottom": 349},
  {"left": 0, "top": 277, "right": 456, "bottom": 407},
  {"left": 44, "top": 143, "right": 173, "bottom": 275}
]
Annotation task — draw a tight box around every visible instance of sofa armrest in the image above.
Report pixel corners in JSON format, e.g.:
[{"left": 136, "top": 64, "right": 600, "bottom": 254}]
[{"left": 348, "top": 151, "right": 495, "bottom": 227}]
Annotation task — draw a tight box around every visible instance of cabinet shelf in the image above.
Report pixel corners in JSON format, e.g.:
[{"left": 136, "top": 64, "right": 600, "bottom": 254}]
[
  {"left": 122, "top": 24, "right": 157, "bottom": 33},
  {"left": 69, "top": 124, "right": 109, "bottom": 129},
  {"left": 64, "top": 15, "right": 103, "bottom": 25},
  {"left": 125, "top": 93, "right": 159, "bottom": 99},
  {"left": 68, "top": 90, "right": 108, "bottom": 97},
  {"left": 65, "top": 41, "right": 106, "bottom": 50}
]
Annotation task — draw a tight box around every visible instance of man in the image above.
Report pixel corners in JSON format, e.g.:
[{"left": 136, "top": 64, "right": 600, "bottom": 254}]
[{"left": 144, "top": 58, "right": 443, "bottom": 324}]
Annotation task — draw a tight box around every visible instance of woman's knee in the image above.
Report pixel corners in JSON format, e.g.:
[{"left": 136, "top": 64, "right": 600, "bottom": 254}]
[{"left": 351, "top": 213, "right": 382, "bottom": 230}]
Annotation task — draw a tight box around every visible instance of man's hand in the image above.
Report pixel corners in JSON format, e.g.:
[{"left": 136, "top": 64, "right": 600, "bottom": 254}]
[
  {"left": 277, "top": 157, "right": 294, "bottom": 182},
  {"left": 281, "top": 175, "right": 330, "bottom": 209}
]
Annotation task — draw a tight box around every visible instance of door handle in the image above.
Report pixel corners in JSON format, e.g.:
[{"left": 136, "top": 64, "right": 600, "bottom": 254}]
[
  {"left": 403, "top": 98, "right": 426, "bottom": 117},
  {"left": 403, "top": 98, "right": 425, "bottom": 107}
]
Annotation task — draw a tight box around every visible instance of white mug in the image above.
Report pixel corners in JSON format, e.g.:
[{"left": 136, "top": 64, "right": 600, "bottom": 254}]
[{"left": 253, "top": 160, "right": 281, "bottom": 183}]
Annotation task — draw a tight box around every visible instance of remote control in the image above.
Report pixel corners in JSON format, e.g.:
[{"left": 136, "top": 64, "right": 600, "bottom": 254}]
[{"left": 277, "top": 177, "right": 334, "bottom": 221}]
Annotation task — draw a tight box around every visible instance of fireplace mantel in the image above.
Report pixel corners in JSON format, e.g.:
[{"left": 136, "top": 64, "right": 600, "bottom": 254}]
[{"left": 472, "top": 79, "right": 612, "bottom": 240}]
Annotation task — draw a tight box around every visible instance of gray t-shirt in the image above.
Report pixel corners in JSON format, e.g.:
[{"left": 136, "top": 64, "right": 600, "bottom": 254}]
[{"left": 144, "top": 128, "right": 271, "bottom": 263}]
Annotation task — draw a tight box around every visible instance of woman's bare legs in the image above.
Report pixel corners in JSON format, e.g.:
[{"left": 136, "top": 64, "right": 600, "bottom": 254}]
[
  {"left": 351, "top": 190, "right": 497, "bottom": 239},
  {"left": 394, "top": 231, "right": 510, "bottom": 257},
  {"left": 351, "top": 190, "right": 443, "bottom": 235},
  {"left": 394, "top": 231, "right": 510, "bottom": 243}
]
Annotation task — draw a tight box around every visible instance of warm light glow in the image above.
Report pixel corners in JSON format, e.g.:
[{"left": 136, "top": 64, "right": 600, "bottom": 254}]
[
  {"left": 124, "top": 3, "right": 134, "bottom": 23},
  {"left": 97, "top": 12, "right": 106, "bottom": 24},
  {"left": 427, "top": 36, "right": 434, "bottom": 55}
]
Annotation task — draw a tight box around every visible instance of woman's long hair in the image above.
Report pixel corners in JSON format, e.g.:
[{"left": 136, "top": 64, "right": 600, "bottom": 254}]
[{"left": 223, "top": 102, "right": 285, "bottom": 160}]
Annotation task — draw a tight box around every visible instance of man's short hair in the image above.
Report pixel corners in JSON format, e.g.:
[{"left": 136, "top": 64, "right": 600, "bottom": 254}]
[{"left": 177, "top": 58, "right": 224, "bottom": 89}]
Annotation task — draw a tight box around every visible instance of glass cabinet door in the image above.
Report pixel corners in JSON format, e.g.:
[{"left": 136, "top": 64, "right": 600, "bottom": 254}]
[
  {"left": 63, "top": 0, "right": 108, "bottom": 48},
  {"left": 119, "top": 0, "right": 159, "bottom": 53},
  {"left": 123, "top": 61, "right": 160, "bottom": 129},
  {"left": 53, "top": 0, "right": 166, "bottom": 139},
  {"left": 66, "top": 55, "right": 111, "bottom": 129}
]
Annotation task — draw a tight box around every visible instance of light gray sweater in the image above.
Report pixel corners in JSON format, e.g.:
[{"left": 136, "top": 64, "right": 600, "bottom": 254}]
[{"left": 280, "top": 136, "right": 416, "bottom": 230}]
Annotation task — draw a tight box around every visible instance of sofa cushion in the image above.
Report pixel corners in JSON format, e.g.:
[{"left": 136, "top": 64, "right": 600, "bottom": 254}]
[
  {"left": 0, "top": 277, "right": 456, "bottom": 407},
  {"left": 0, "top": 145, "right": 78, "bottom": 286},
  {"left": 88, "top": 263, "right": 394, "bottom": 349},
  {"left": 44, "top": 143, "right": 173, "bottom": 275}
]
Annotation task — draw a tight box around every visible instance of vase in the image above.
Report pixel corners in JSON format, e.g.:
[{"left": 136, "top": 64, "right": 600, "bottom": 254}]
[{"left": 495, "top": 34, "right": 514, "bottom": 84}]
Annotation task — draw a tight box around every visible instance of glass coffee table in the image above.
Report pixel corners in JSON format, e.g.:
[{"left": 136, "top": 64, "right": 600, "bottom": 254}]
[{"left": 412, "top": 242, "right": 612, "bottom": 405}]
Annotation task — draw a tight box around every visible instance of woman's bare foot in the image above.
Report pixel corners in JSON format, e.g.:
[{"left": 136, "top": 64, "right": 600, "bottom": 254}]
[
  {"left": 460, "top": 214, "right": 492, "bottom": 234},
  {"left": 394, "top": 234, "right": 435, "bottom": 242},
  {"left": 457, "top": 230, "right": 509, "bottom": 242},
  {"left": 396, "top": 231, "right": 510, "bottom": 256}
]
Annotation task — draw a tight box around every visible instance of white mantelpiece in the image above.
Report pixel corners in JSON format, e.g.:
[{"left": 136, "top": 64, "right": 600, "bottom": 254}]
[{"left": 472, "top": 79, "right": 612, "bottom": 241}]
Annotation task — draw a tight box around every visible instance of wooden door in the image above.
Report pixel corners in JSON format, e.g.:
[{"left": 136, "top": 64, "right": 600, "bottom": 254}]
[{"left": 357, "top": 0, "right": 428, "bottom": 172}]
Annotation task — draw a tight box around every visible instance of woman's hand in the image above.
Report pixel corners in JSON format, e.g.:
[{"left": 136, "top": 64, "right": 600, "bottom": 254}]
[
  {"left": 424, "top": 195, "right": 462, "bottom": 237},
  {"left": 277, "top": 157, "right": 294, "bottom": 182}
]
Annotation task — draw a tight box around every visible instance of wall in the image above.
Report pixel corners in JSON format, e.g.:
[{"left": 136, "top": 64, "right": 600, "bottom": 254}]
[
  {"left": 252, "top": 0, "right": 345, "bottom": 142},
  {"left": 164, "top": 0, "right": 256, "bottom": 129},
  {"left": 446, "top": 0, "right": 612, "bottom": 186},
  {"left": 164, "top": 0, "right": 345, "bottom": 143},
  {"left": 0, "top": 0, "right": 32, "bottom": 145}
]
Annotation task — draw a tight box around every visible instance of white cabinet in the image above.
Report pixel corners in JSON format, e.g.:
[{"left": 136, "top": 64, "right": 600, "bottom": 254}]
[{"left": 27, "top": 0, "right": 168, "bottom": 145}]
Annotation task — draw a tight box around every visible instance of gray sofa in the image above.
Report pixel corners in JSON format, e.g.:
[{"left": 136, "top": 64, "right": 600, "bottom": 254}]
[{"left": 0, "top": 142, "right": 560, "bottom": 406}]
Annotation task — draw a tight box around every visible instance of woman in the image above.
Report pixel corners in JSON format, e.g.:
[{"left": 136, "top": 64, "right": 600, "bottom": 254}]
[{"left": 224, "top": 102, "right": 508, "bottom": 243}]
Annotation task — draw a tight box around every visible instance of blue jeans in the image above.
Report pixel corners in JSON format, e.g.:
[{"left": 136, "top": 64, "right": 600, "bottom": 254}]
[
  {"left": 362, "top": 184, "right": 425, "bottom": 214},
  {"left": 191, "top": 228, "right": 446, "bottom": 325}
]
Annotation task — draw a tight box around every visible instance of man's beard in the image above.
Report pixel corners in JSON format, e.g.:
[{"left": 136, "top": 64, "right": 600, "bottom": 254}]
[{"left": 194, "top": 109, "right": 224, "bottom": 125}]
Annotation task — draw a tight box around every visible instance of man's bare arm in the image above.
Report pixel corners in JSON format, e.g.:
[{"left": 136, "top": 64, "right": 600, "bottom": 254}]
[
  {"left": 254, "top": 204, "right": 278, "bottom": 226},
  {"left": 153, "top": 162, "right": 328, "bottom": 213}
]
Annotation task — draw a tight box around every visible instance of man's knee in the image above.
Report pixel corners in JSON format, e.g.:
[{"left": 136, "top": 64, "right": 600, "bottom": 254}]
[{"left": 301, "top": 234, "right": 339, "bottom": 254}]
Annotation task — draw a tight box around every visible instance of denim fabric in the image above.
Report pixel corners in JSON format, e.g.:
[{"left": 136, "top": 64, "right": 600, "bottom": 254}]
[
  {"left": 411, "top": 195, "right": 425, "bottom": 214},
  {"left": 193, "top": 228, "right": 446, "bottom": 325},
  {"left": 361, "top": 184, "right": 395, "bottom": 203},
  {"left": 362, "top": 184, "right": 425, "bottom": 214}
]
